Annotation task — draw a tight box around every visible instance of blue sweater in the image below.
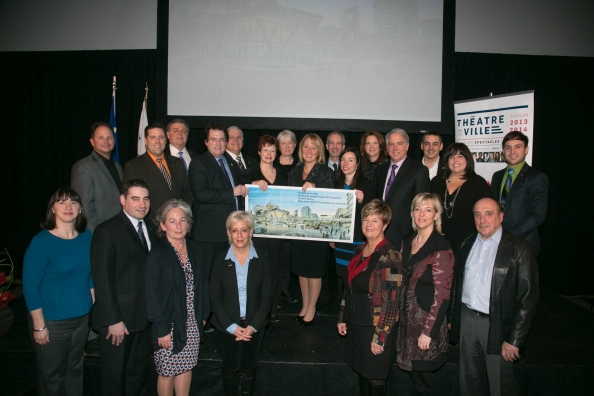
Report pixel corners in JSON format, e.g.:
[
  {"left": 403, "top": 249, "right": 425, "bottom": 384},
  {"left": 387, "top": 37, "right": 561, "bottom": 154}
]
[{"left": 23, "top": 229, "right": 94, "bottom": 321}]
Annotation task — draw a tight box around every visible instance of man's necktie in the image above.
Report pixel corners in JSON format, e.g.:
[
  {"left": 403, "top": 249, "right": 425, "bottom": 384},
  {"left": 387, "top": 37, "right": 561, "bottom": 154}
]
[
  {"left": 156, "top": 157, "right": 172, "bottom": 190},
  {"left": 384, "top": 164, "right": 398, "bottom": 201},
  {"left": 137, "top": 221, "right": 148, "bottom": 251},
  {"left": 500, "top": 168, "right": 514, "bottom": 209},
  {"left": 236, "top": 156, "right": 245, "bottom": 171},
  {"left": 333, "top": 163, "right": 337, "bottom": 171},
  {"left": 178, "top": 152, "right": 188, "bottom": 173},
  {"left": 218, "top": 158, "right": 233, "bottom": 187}
]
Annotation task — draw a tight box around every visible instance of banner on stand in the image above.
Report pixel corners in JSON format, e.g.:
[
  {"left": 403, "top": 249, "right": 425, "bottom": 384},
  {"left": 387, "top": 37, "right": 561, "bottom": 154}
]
[{"left": 454, "top": 90, "right": 534, "bottom": 182}]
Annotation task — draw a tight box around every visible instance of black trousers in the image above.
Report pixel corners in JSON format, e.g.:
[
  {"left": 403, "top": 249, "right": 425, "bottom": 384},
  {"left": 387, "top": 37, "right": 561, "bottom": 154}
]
[
  {"left": 253, "top": 238, "right": 282, "bottom": 316},
  {"left": 215, "top": 329, "right": 265, "bottom": 371},
  {"left": 29, "top": 314, "right": 89, "bottom": 396},
  {"left": 195, "top": 241, "right": 229, "bottom": 316},
  {"left": 99, "top": 325, "right": 151, "bottom": 396}
]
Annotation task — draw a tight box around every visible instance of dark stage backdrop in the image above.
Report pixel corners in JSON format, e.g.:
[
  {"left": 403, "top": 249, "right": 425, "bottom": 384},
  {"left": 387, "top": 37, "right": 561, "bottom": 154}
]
[
  {"left": 454, "top": 52, "right": 594, "bottom": 295},
  {"left": 2, "top": 49, "right": 593, "bottom": 294}
]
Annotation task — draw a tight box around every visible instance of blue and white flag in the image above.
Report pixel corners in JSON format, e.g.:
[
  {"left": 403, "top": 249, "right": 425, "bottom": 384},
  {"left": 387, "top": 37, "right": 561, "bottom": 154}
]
[{"left": 110, "top": 76, "right": 120, "bottom": 163}]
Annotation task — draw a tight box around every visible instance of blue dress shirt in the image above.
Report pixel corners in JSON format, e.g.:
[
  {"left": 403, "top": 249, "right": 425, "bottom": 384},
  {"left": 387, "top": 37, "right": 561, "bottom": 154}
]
[
  {"left": 461, "top": 226, "right": 503, "bottom": 314},
  {"left": 225, "top": 244, "right": 259, "bottom": 334}
]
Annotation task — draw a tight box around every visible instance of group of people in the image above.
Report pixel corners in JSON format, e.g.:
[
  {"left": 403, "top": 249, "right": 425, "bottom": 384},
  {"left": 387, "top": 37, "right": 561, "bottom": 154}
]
[{"left": 21, "top": 119, "right": 548, "bottom": 396}]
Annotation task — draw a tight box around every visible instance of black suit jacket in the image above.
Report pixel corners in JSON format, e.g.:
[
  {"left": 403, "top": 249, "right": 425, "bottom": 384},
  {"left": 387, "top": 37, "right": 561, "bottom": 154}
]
[
  {"left": 145, "top": 239, "right": 208, "bottom": 354},
  {"left": 91, "top": 211, "right": 157, "bottom": 332},
  {"left": 189, "top": 152, "right": 242, "bottom": 242},
  {"left": 491, "top": 163, "right": 548, "bottom": 253},
  {"left": 229, "top": 152, "right": 258, "bottom": 185},
  {"left": 448, "top": 230, "right": 539, "bottom": 354},
  {"left": 374, "top": 157, "right": 430, "bottom": 249},
  {"left": 123, "top": 152, "right": 194, "bottom": 221},
  {"left": 209, "top": 247, "right": 272, "bottom": 332}
]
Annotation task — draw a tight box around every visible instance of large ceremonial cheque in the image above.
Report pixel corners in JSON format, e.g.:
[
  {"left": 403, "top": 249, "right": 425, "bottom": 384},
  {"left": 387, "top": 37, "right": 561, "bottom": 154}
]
[
  {"left": 245, "top": 185, "right": 356, "bottom": 243},
  {"left": 454, "top": 90, "right": 534, "bottom": 181}
]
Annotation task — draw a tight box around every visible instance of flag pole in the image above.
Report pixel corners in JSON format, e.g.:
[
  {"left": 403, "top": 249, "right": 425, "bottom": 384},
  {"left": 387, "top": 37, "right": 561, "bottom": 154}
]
[
  {"left": 137, "top": 83, "right": 149, "bottom": 156},
  {"left": 110, "top": 76, "right": 120, "bottom": 163}
]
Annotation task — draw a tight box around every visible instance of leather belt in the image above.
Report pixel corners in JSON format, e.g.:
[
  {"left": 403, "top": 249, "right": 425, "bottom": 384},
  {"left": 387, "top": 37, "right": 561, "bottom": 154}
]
[{"left": 470, "top": 309, "right": 489, "bottom": 318}]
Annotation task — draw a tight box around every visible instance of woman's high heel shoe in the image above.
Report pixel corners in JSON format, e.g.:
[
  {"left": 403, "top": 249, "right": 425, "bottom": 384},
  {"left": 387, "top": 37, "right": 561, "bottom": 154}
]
[
  {"left": 301, "top": 311, "right": 316, "bottom": 327},
  {"left": 294, "top": 315, "right": 305, "bottom": 322}
]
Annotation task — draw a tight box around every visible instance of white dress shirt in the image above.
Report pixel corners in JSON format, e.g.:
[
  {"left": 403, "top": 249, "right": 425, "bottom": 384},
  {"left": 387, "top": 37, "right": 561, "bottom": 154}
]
[
  {"left": 123, "top": 211, "right": 151, "bottom": 251},
  {"left": 328, "top": 159, "right": 339, "bottom": 171},
  {"left": 422, "top": 156, "right": 440, "bottom": 180},
  {"left": 169, "top": 146, "right": 192, "bottom": 167},
  {"left": 461, "top": 226, "right": 503, "bottom": 314},
  {"left": 227, "top": 150, "right": 246, "bottom": 168}
]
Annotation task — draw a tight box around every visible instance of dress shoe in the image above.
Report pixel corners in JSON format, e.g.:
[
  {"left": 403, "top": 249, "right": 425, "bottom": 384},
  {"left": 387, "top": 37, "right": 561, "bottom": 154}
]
[
  {"left": 301, "top": 311, "right": 316, "bottom": 327},
  {"left": 316, "top": 301, "right": 329, "bottom": 315},
  {"left": 280, "top": 290, "right": 299, "bottom": 304},
  {"left": 294, "top": 315, "right": 305, "bottom": 322},
  {"left": 269, "top": 315, "right": 280, "bottom": 323},
  {"left": 84, "top": 338, "right": 101, "bottom": 357}
]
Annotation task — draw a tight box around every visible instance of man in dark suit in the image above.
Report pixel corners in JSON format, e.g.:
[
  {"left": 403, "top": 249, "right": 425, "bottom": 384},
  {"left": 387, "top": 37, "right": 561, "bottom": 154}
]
[
  {"left": 491, "top": 131, "right": 548, "bottom": 253},
  {"left": 123, "top": 122, "right": 193, "bottom": 221},
  {"left": 71, "top": 122, "right": 123, "bottom": 232},
  {"left": 226, "top": 126, "right": 257, "bottom": 184},
  {"left": 166, "top": 118, "right": 199, "bottom": 173},
  {"left": 449, "top": 198, "right": 539, "bottom": 396},
  {"left": 189, "top": 123, "right": 249, "bottom": 324},
  {"left": 374, "top": 128, "right": 430, "bottom": 248},
  {"left": 91, "top": 178, "right": 157, "bottom": 396},
  {"left": 326, "top": 131, "right": 345, "bottom": 171}
]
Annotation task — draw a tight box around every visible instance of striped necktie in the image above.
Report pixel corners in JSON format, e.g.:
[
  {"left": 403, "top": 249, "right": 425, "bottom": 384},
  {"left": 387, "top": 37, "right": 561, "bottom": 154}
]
[
  {"left": 236, "top": 156, "right": 245, "bottom": 171},
  {"left": 137, "top": 221, "right": 148, "bottom": 251},
  {"left": 177, "top": 151, "right": 188, "bottom": 173},
  {"left": 500, "top": 168, "right": 514, "bottom": 209},
  {"left": 156, "top": 157, "right": 172, "bottom": 190}
]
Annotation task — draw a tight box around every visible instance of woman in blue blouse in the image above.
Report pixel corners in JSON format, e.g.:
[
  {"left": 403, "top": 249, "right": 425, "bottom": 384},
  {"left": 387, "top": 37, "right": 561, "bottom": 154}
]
[
  {"left": 210, "top": 211, "right": 271, "bottom": 396},
  {"left": 23, "top": 187, "right": 94, "bottom": 396}
]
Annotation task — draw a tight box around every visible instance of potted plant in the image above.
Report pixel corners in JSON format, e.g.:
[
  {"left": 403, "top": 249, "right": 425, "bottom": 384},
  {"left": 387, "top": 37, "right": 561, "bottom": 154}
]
[{"left": 0, "top": 248, "right": 16, "bottom": 336}]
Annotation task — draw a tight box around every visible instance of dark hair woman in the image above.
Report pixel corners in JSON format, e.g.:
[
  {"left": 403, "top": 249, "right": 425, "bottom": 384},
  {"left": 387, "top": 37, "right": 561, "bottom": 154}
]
[
  {"left": 337, "top": 199, "right": 404, "bottom": 395},
  {"left": 332, "top": 147, "right": 375, "bottom": 295},
  {"left": 430, "top": 143, "right": 493, "bottom": 255},
  {"left": 23, "top": 187, "right": 93, "bottom": 396},
  {"left": 359, "top": 131, "right": 389, "bottom": 184},
  {"left": 397, "top": 193, "right": 455, "bottom": 394},
  {"left": 250, "top": 134, "right": 289, "bottom": 322}
]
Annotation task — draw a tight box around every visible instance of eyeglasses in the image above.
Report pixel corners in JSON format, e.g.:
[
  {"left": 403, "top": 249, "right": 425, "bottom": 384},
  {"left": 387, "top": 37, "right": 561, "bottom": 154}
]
[
  {"left": 208, "top": 138, "right": 226, "bottom": 143},
  {"left": 171, "top": 129, "right": 188, "bottom": 134}
]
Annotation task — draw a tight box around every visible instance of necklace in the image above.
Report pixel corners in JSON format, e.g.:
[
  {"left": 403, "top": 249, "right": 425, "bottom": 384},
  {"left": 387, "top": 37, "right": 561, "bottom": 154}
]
[
  {"left": 443, "top": 183, "right": 462, "bottom": 219},
  {"left": 172, "top": 239, "right": 187, "bottom": 262}
]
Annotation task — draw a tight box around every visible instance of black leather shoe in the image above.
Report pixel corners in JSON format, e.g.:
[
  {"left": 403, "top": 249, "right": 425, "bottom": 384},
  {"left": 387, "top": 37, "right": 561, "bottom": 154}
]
[
  {"left": 280, "top": 290, "right": 299, "bottom": 303},
  {"left": 270, "top": 315, "right": 280, "bottom": 323},
  {"left": 294, "top": 315, "right": 305, "bottom": 322},
  {"left": 301, "top": 311, "right": 316, "bottom": 327}
]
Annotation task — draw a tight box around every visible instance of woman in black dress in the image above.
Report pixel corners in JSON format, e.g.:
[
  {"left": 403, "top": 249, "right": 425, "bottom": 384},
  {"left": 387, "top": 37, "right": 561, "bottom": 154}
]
[
  {"left": 359, "top": 131, "right": 389, "bottom": 185},
  {"left": 337, "top": 199, "right": 404, "bottom": 396},
  {"left": 250, "top": 134, "right": 288, "bottom": 322},
  {"left": 430, "top": 143, "right": 493, "bottom": 254},
  {"left": 332, "top": 147, "right": 375, "bottom": 294},
  {"left": 289, "top": 133, "right": 335, "bottom": 326},
  {"left": 145, "top": 199, "right": 207, "bottom": 396}
]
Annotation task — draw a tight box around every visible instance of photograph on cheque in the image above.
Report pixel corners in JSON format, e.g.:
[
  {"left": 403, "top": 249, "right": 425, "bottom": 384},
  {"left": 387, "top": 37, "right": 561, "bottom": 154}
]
[{"left": 245, "top": 185, "right": 356, "bottom": 243}]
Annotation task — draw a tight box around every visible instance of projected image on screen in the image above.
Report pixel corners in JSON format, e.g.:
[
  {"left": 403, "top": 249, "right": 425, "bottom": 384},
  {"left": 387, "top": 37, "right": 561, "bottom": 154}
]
[{"left": 168, "top": 0, "right": 443, "bottom": 122}]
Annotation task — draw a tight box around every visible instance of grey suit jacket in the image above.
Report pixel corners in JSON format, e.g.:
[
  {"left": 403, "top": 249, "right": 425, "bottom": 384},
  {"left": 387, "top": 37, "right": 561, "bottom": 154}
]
[{"left": 71, "top": 151, "right": 123, "bottom": 232}]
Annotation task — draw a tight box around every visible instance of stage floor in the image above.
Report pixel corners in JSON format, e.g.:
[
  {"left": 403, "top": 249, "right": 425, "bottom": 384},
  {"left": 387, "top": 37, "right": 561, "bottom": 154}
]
[{"left": 2, "top": 280, "right": 594, "bottom": 395}]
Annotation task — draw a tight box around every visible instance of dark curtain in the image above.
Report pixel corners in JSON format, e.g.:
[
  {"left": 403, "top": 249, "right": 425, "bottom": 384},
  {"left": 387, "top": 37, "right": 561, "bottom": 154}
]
[
  {"left": 0, "top": 50, "right": 158, "bottom": 270},
  {"left": 454, "top": 52, "right": 594, "bottom": 294}
]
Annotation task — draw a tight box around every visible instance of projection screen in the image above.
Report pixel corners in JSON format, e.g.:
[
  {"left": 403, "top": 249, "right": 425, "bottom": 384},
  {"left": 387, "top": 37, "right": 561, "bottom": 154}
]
[{"left": 168, "top": 0, "right": 443, "bottom": 122}]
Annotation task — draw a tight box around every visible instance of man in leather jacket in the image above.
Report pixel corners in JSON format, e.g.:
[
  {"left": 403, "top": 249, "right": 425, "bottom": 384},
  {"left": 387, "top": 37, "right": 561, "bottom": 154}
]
[{"left": 449, "top": 198, "right": 539, "bottom": 395}]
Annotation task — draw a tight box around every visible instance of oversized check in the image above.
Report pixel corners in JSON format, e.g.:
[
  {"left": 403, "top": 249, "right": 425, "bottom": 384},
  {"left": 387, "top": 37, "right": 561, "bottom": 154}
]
[{"left": 245, "top": 185, "right": 356, "bottom": 243}]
